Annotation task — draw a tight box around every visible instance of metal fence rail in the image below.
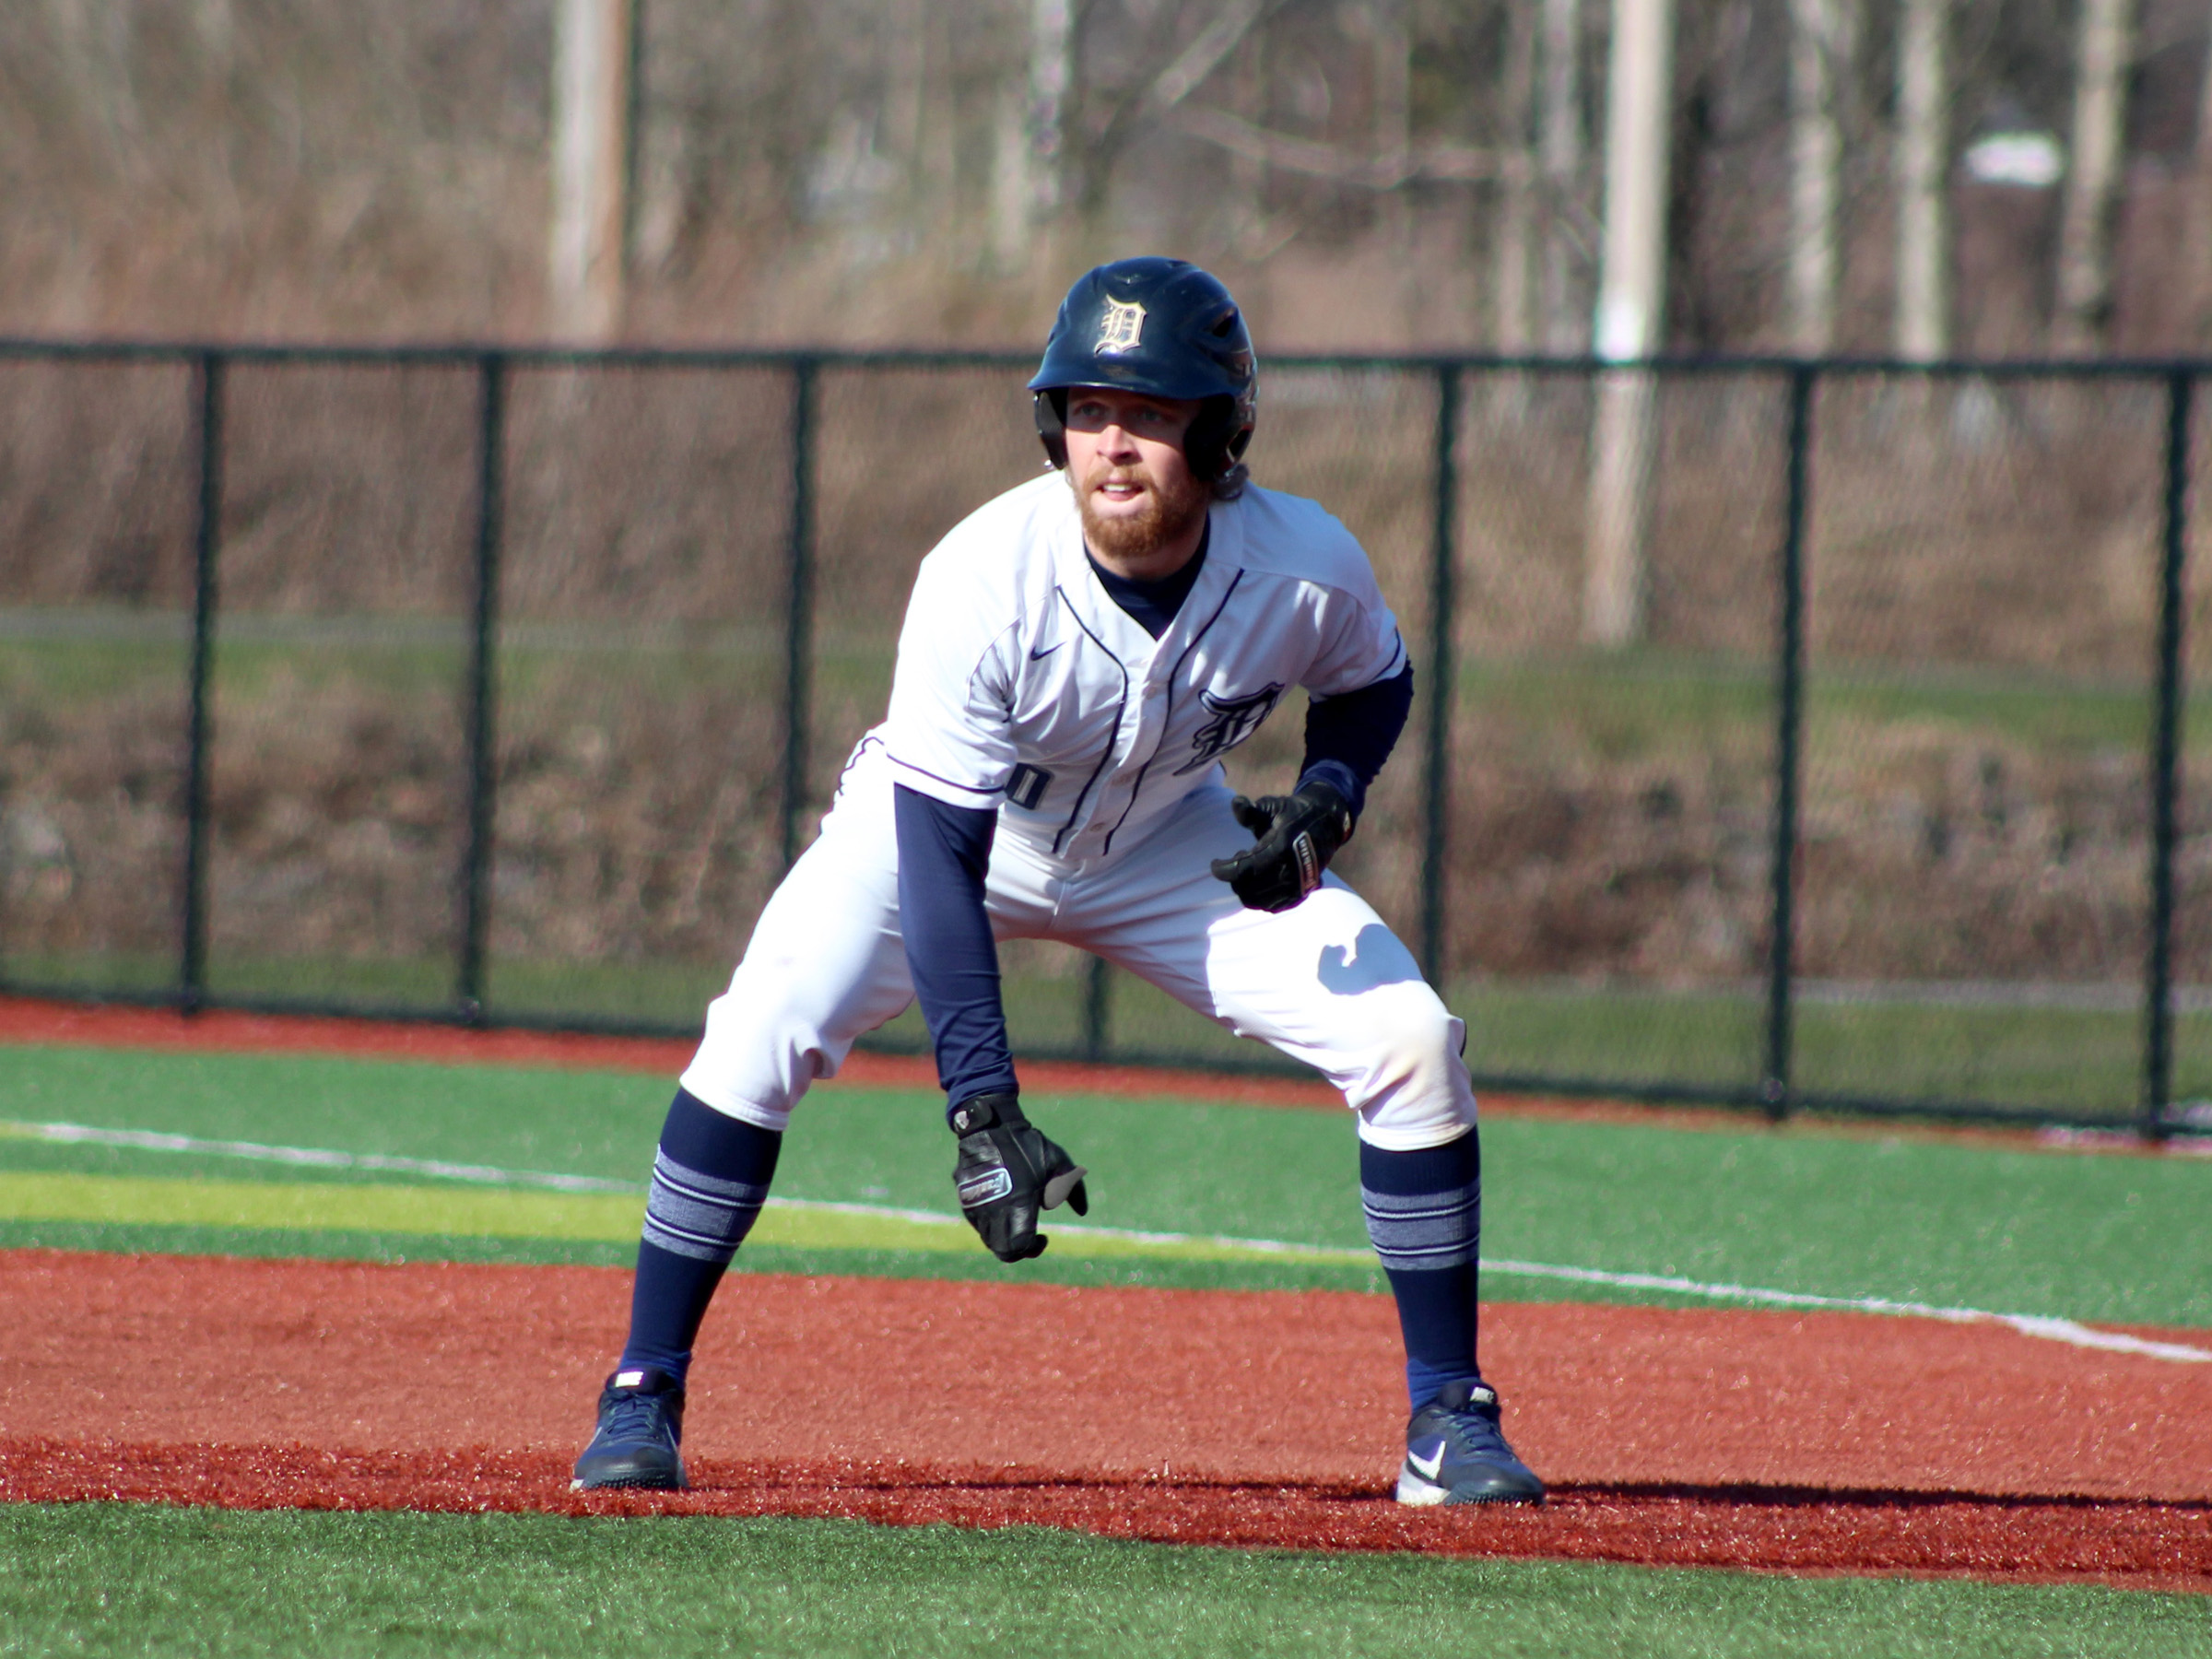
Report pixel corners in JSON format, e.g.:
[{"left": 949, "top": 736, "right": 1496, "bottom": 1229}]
[{"left": 0, "top": 339, "right": 2205, "bottom": 1135}]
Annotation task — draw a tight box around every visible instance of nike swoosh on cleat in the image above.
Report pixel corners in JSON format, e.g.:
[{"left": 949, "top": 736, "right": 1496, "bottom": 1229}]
[{"left": 1408, "top": 1445, "right": 1444, "bottom": 1480}]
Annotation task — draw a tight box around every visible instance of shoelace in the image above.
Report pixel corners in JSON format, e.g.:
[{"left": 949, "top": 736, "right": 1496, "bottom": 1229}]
[
  {"left": 1436, "top": 1406, "right": 1515, "bottom": 1463},
  {"left": 600, "top": 1390, "right": 677, "bottom": 1442}
]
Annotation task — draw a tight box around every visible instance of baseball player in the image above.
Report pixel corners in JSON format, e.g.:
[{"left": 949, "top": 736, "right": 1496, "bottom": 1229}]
[{"left": 571, "top": 257, "right": 1545, "bottom": 1507}]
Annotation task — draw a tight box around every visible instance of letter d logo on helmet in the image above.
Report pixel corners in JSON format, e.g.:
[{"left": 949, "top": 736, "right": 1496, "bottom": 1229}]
[{"left": 1030, "top": 257, "right": 1257, "bottom": 483}]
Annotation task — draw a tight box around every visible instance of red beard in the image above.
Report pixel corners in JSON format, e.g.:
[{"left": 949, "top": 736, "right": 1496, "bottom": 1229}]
[{"left": 1074, "top": 464, "right": 1210, "bottom": 562}]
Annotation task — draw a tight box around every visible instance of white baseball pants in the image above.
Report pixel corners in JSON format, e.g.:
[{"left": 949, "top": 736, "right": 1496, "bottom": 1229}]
[{"left": 680, "top": 746, "right": 1477, "bottom": 1148}]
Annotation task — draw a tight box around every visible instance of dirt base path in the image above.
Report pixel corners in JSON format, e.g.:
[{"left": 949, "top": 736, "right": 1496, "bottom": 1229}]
[{"left": 1, "top": 1251, "right": 2205, "bottom": 1591}]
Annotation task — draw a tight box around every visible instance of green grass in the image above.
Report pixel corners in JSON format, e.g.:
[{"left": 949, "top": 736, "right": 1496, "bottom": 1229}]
[
  {"left": 1453, "top": 646, "right": 2171, "bottom": 760},
  {"left": 0, "top": 1506, "right": 2203, "bottom": 1659},
  {"left": 1, "top": 1044, "right": 2206, "bottom": 1327},
  {"left": 15, "top": 948, "right": 2209, "bottom": 1124}
]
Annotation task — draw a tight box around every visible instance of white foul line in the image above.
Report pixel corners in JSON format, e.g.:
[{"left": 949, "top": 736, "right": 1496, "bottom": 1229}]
[
  {"left": 0, "top": 1119, "right": 638, "bottom": 1194},
  {"left": 3, "top": 1117, "right": 2206, "bottom": 1364},
  {"left": 1475, "top": 1258, "right": 2212, "bottom": 1363}
]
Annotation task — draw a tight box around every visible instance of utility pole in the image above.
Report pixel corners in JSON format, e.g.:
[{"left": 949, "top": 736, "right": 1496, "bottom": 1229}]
[
  {"left": 548, "top": 0, "right": 635, "bottom": 340},
  {"left": 1892, "top": 0, "right": 1948, "bottom": 359},
  {"left": 1585, "top": 0, "right": 1673, "bottom": 647},
  {"left": 2054, "top": 0, "right": 2134, "bottom": 353}
]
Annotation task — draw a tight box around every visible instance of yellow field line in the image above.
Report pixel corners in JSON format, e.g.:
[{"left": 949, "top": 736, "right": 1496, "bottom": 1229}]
[{"left": 0, "top": 1171, "right": 1366, "bottom": 1266}]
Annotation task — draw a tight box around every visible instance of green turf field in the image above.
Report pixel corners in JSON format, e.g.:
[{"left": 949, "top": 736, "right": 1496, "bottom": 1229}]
[
  {"left": 3, "top": 1041, "right": 2206, "bottom": 1655},
  {"left": 1, "top": 1044, "right": 2206, "bottom": 1326},
  {"left": 2, "top": 1505, "right": 2206, "bottom": 1659}
]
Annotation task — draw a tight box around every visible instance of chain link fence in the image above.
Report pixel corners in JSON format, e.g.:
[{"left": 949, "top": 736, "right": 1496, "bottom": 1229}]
[{"left": 2, "top": 341, "right": 2206, "bottom": 1135}]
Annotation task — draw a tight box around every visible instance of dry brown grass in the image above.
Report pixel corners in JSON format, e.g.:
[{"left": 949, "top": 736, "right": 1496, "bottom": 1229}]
[{"left": 5, "top": 359, "right": 2209, "bottom": 997}]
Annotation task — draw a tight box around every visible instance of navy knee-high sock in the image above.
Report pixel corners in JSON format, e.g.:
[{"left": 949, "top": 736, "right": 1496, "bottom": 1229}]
[
  {"left": 1360, "top": 1131, "right": 1482, "bottom": 1411},
  {"left": 617, "top": 1088, "right": 782, "bottom": 1387}
]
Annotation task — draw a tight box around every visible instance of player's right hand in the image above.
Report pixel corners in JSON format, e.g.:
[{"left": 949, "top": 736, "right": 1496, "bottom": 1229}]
[{"left": 948, "top": 1092, "right": 1088, "bottom": 1263}]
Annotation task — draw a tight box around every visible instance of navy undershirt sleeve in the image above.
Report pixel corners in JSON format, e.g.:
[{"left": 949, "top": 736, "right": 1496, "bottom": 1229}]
[
  {"left": 1298, "top": 664, "right": 1415, "bottom": 819},
  {"left": 893, "top": 783, "right": 1018, "bottom": 1112}
]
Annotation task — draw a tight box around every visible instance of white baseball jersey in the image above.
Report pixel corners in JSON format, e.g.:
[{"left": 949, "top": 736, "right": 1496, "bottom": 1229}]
[
  {"left": 878, "top": 472, "right": 1409, "bottom": 863},
  {"left": 682, "top": 467, "right": 1475, "bottom": 1152}
]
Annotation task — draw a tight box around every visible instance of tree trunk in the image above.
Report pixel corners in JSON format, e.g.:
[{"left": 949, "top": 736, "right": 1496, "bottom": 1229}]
[
  {"left": 1788, "top": 0, "right": 1853, "bottom": 354},
  {"left": 1891, "top": 0, "right": 1948, "bottom": 360},
  {"left": 991, "top": 81, "right": 1031, "bottom": 275},
  {"left": 1029, "top": 0, "right": 1073, "bottom": 221},
  {"left": 1494, "top": 2, "right": 1538, "bottom": 352},
  {"left": 1586, "top": 0, "right": 1674, "bottom": 647},
  {"left": 549, "top": 0, "right": 633, "bottom": 340},
  {"left": 1541, "top": 0, "right": 1586, "bottom": 354},
  {"left": 1371, "top": 0, "right": 1414, "bottom": 334},
  {"left": 2053, "top": 0, "right": 2134, "bottom": 353},
  {"left": 2184, "top": 16, "right": 2212, "bottom": 346}
]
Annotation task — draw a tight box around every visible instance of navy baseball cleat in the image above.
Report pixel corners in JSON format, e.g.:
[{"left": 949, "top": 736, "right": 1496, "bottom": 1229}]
[
  {"left": 1394, "top": 1379, "right": 1546, "bottom": 1506},
  {"left": 571, "top": 1367, "right": 688, "bottom": 1491}
]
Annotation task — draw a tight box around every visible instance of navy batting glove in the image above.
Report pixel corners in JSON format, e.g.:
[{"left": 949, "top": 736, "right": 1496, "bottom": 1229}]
[
  {"left": 1210, "top": 780, "right": 1354, "bottom": 912},
  {"left": 948, "top": 1092, "right": 1088, "bottom": 1263}
]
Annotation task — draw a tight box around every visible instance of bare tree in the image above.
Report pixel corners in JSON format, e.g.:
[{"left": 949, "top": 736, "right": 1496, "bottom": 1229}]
[
  {"left": 1367, "top": 0, "right": 1415, "bottom": 332},
  {"left": 1494, "top": 2, "right": 1538, "bottom": 351},
  {"left": 1541, "top": 0, "right": 1588, "bottom": 353},
  {"left": 2184, "top": 11, "right": 2212, "bottom": 346},
  {"left": 1029, "top": 0, "right": 1073, "bottom": 219},
  {"left": 191, "top": 0, "right": 233, "bottom": 76},
  {"left": 1787, "top": 0, "right": 1854, "bottom": 353},
  {"left": 1586, "top": 0, "right": 1675, "bottom": 646},
  {"left": 992, "top": 76, "right": 1033, "bottom": 274},
  {"left": 550, "top": 0, "right": 634, "bottom": 339},
  {"left": 1892, "top": 0, "right": 1948, "bottom": 359},
  {"left": 2053, "top": 0, "right": 2134, "bottom": 353}
]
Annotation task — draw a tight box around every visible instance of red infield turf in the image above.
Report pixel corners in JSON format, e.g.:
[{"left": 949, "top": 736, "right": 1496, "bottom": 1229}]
[
  {"left": 3, "top": 998, "right": 2208, "bottom": 1591},
  {"left": 0, "top": 1250, "right": 2206, "bottom": 1591}
]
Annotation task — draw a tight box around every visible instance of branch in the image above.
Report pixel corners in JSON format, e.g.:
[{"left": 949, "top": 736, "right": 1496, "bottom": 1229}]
[
  {"left": 1171, "top": 103, "right": 1501, "bottom": 190},
  {"left": 1144, "top": 0, "right": 1275, "bottom": 114}
]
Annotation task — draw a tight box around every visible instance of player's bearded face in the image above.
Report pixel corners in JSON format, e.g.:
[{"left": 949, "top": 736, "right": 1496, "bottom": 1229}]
[{"left": 1063, "top": 392, "right": 1210, "bottom": 563}]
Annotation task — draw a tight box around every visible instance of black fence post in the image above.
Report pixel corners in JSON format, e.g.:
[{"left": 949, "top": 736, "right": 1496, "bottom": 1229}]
[
  {"left": 1082, "top": 955, "right": 1110, "bottom": 1063},
  {"left": 180, "top": 351, "right": 225, "bottom": 1016},
  {"left": 781, "top": 357, "right": 819, "bottom": 872},
  {"left": 1420, "top": 361, "right": 1461, "bottom": 985},
  {"left": 1762, "top": 364, "right": 1815, "bottom": 1121},
  {"left": 2143, "top": 370, "right": 2194, "bottom": 1143},
  {"left": 456, "top": 352, "right": 507, "bottom": 1024}
]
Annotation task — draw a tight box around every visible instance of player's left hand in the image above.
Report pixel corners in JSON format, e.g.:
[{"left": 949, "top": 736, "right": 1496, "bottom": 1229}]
[
  {"left": 948, "top": 1092, "right": 1089, "bottom": 1262},
  {"left": 1210, "top": 780, "right": 1354, "bottom": 912}
]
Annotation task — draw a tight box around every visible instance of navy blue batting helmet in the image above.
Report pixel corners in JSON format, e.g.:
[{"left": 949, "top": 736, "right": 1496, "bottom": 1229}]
[{"left": 1028, "top": 257, "right": 1257, "bottom": 481}]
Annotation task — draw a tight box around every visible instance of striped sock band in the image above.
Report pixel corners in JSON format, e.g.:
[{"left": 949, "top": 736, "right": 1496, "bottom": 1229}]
[
  {"left": 640, "top": 1149, "right": 771, "bottom": 1265},
  {"left": 1360, "top": 1175, "right": 1480, "bottom": 1272}
]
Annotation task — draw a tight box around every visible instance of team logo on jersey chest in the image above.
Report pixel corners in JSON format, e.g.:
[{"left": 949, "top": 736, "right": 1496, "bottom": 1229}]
[
  {"left": 1175, "top": 683, "right": 1284, "bottom": 774},
  {"left": 1095, "top": 299, "right": 1147, "bottom": 355}
]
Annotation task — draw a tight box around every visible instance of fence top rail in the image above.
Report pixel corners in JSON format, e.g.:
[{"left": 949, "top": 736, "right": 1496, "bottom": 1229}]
[{"left": 3, "top": 335, "right": 2211, "bottom": 380}]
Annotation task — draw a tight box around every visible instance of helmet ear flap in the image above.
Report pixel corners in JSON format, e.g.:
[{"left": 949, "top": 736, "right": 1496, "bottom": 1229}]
[
  {"left": 1182, "top": 394, "right": 1251, "bottom": 482},
  {"left": 1033, "top": 389, "right": 1069, "bottom": 470}
]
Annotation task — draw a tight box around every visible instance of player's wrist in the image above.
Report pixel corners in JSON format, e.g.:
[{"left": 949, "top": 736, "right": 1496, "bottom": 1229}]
[
  {"left": 948, "top": 1091, "right": 1026, "bottom": 1135},
  {"left": 1292, "top": 765, "right": 1359, "bottom": 834}
]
